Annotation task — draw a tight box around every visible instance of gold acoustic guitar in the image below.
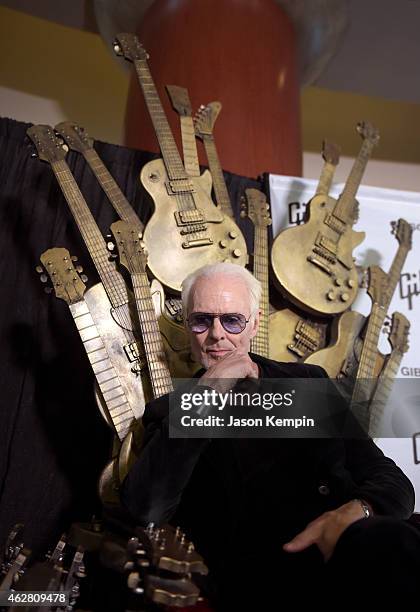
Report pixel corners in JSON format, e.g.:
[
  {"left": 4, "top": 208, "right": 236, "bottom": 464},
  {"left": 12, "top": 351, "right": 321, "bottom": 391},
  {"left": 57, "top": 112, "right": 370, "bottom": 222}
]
[
  {"left": 271, "top": 121, "right": 380, "bottom": 316},
  {"left": 193, "top": 101, "right": 236, "bottom": 219},
  {"left": 239, "top": 188, "right": 271, "bottom": 357},
  {"left": 268, "top": 140, "right": 340, "bottom": 362},
  {"left": 53, "top": 120, "right": 194, "bottom": 357},
  {"left": 368, "top": 312, "right": 410, "bottom": 437},
  {"left": 305, "top": 219, "right": 413, "bottom": 378},
  {"left": 113, "top": 33, "right": 248, "bottom": 293}
]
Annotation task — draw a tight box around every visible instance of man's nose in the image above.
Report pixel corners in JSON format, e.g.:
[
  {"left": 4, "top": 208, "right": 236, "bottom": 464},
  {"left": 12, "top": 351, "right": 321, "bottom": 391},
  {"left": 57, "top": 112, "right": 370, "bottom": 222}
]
[{"left": 208, "top": 316, "right": 225, "bottom": 339}]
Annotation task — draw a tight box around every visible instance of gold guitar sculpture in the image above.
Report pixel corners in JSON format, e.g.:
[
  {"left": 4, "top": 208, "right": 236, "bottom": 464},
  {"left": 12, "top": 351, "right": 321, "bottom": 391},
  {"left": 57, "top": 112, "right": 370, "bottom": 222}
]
[
  {"left": 165, "top": 85, "right": 201, "bottom": 178},
  {"left": 38, "top": 248, "right": 142, "bottom": 441},
  {"left": 305, "top": 219, "right": 413, "bottom": 378},
  {"left": 240, "top": 188, "right": 271, "bottom": 357},
  {"left": 114, "top": 33, "right": 248, "bottom": 293},
  {"left": 369, "top": 312, "right": 410, "bottom": 437},
  {"left": 271, "top": 121, "right": 380, "bottom": 316},
  {"left": 194, "top": 101, "right": 235, "bottom": 218}
]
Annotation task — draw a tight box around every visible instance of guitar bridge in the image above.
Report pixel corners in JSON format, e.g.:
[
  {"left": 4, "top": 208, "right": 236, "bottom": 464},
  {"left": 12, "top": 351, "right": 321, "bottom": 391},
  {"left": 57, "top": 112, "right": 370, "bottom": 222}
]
[
  {"left": 175, "top": 209, "right": 205, "bottom": 226},
  {"left": 167, "top": 178, "right": 195, "bottom": 194},
  {"left": 182, "top": 237, "right": 214, "bottom": 249},
  {"left": 288, "top": 321, "right": 322, "bottom": 358}
]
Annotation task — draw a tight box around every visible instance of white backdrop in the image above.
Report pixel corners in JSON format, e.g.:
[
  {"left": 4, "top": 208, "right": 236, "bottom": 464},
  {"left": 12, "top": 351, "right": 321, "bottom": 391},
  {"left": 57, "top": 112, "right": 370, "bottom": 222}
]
[{"left": 269, "top": 174, "right": 420, "bottom": 511}]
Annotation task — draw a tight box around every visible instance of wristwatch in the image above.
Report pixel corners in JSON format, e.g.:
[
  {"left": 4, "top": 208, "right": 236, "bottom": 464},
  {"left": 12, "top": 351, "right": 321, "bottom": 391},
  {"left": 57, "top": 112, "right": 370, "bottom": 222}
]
[{"left": 355, "top": 498, "right": 372, "bottom": 518}]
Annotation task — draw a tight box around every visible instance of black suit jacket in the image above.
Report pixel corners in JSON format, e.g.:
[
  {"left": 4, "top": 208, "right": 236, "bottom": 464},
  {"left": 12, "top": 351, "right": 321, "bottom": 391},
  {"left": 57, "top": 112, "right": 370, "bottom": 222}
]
[{"left": 121, "top": 354, "right": 414, "bottom": 581}]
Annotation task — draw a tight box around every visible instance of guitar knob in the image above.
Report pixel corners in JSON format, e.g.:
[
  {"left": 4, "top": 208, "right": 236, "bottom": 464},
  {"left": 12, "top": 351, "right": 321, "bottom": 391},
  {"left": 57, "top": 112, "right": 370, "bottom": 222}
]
[
  {"left": 232, "top": 249, "right": 242, "bottom": 258},
  {"left": 35, "top": 265, "right": 43, "bottom": 274},
  {"left": 219, "top": 240, "right": 227, "bottom": 248},
  {"left": 340, "top": 292, "right": 350, "bottom": 302},
  {"left": 347, "top": 279, "right": 356, "bottom": 288},
  {"left": 334, "top": 278, "right": 343, "bottom": 286},
  {"left": 326, "top": 290, "right": 335, "bottom": 301},
  {"left": 229, "top": 231, "right": 238, "bottom": 239}
]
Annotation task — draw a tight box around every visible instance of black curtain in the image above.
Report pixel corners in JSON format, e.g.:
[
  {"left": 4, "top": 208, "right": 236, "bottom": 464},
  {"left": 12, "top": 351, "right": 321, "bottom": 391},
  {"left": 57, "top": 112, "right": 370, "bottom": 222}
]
[{"left": 0, "top": 117, "right": 263, "bottom": 556}]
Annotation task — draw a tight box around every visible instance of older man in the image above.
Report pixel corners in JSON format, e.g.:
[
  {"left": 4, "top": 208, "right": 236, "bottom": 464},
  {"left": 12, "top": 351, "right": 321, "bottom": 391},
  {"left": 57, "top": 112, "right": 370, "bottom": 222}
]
[{"left": 121, "top": 263, "right": 418, "bottom": 609}]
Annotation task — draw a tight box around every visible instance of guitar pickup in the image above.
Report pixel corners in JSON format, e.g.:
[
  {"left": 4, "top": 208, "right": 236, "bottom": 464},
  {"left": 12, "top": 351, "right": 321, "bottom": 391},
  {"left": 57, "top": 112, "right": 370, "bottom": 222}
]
[
  {"left": 175, "top": 210, "right": 205, "bottom": 226},
  {"left": 307, "top": 254, "right": 332, "bottom": 276},
  {"left": 182, "top": 237, "right": 214, "bottom": 249},
  {"left": 316, "top": 233, "right": 338, "bottom": 255},
  {"left": 124, "top": 341, "right": 141, "bottom": 363},
  {"left": 324, "top": 213, "right": 346, "bottom": 235},
  {"left": 167, "top": 178, "right": 195, "bottom": 194}
]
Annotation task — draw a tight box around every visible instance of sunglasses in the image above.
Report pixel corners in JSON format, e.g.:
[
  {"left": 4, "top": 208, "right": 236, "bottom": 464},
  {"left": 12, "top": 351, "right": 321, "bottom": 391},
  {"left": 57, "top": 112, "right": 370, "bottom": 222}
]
[{"left": 187, "top": 312, "right": 250, "bottom": 334}]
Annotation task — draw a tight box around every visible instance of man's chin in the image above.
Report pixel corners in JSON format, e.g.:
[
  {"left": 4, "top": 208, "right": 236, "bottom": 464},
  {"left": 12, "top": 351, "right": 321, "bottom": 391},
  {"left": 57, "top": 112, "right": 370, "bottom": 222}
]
[{"left": 202, "top": 350, "right": 231, "bottom": 368}]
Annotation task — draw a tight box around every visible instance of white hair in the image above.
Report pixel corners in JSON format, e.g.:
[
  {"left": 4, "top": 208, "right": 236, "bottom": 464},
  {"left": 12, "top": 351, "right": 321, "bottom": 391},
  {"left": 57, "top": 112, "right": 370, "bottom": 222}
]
[{"left": 181, "top": 262, "right": 262, "bottom": 319}]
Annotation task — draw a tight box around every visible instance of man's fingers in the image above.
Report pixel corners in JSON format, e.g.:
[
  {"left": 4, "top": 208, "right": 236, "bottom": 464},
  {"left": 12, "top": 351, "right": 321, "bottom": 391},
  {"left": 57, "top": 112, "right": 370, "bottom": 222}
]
[{"left": 283, "top": 527, "right": 317, "bottom": 553}]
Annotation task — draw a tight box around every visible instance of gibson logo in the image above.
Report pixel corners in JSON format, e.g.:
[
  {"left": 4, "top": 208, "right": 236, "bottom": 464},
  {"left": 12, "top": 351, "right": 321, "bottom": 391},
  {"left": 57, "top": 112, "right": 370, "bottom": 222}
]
[
  {"left": 288, "top": 201, "right": 307, "bottom": 226},
  {"left": 399, "top": 271, "right": 420, "bottom": 311},
  {"left": 401, "top": 367, "right": 420, "bottom": 377}
]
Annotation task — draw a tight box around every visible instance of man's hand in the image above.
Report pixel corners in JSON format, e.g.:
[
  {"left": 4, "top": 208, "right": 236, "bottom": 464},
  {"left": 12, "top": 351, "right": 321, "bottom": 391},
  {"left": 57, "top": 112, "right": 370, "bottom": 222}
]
[
  {"left": 283, "top": 500, "right": 369, "bottom": 562},
  {"left": 198, "top": 350, "right": 259, "bottom": 394}
]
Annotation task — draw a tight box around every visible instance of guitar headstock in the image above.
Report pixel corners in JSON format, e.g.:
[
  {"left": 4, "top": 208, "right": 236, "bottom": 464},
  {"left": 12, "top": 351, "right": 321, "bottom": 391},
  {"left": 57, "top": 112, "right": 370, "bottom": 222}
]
[
  {"left": 322, "top": 140, "right": 340, "bottom": 166},
  {"left": 55, "top": 121, "right": 93, "bottom": 153},
  {"left": 367, "top": 265, "right": 390, "bottom": 307},
  {"left": 27, "top": 125, "right": 67, "bottom": 164},
  {"left": 388, "top": 312, "right": 410, "bottom": 354},
  {"left": 133, "top": 524, "right": 208, "bottom": 576},
  {"left": 240, "top": 188, "right": 272, "bottom": 228},
  {"left": 110, "top": 221, "right": 147, "bottom": 275},
  {"left": 38, "top": 248, "right": 86, "bottom": 303},
  {"left": 113, "top": 33, "right": 149, "bottom": 62},
  {"left": 166, "top": 85, "right": 192, "bottom": 117},
  {"left": 356, "top": 121, "right": 380, "bottom": 146},
  {"left": 194, "top": 102, "right": 222, "bottom": 138},
  {"left": 391, "top": 218, "right": 413, "bottom": 250}
]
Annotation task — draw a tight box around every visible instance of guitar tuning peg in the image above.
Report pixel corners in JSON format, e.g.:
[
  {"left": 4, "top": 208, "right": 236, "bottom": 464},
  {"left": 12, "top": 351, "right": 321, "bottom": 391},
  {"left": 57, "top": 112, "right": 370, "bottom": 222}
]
[
  {"left": 44, "top": 286, "right": 53, "bottom": 294},
  {"left": 31, "top": 153, "right": 38, "bottom": 158},
  {"left": 62, "top": 143, "right": 69, "bottom": 153},
  {"left": 240, "top": 210, "right": 246, "bottom": 219},
  {"left": 76, "top": 265, "right": 83, "bottom": 273},
  {"left": 40, "top": 274, "right": 48, "bottom": 283},
  {"left": 71, "top": 255, "right": 78, "bottom": 262},
  {"left": 35, "top": 265, "right": 43, "bottom": 274},
  {"left": 81, "top": 274, "right": 88, "bottom": 282},
  {"left": 107, "top": 241, "right": 115, "bottom": 251}
]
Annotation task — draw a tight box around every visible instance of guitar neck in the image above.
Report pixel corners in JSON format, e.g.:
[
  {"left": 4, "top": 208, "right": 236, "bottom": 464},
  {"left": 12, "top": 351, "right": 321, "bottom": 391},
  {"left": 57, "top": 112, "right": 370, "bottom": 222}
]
[
  {"left": 355, "top": 303, "right": 386, "bottom": 381},
  {"left": 69, "top": 298, "right": 136, "bottom": 440},
  {"left": 387, "top": 244, "right": 410, "bottom": 300},
  {"left": 201, "top": 135, "right": 234, "bottom": 217},
  {"left": 134, "top": 59, "right": 187, "bottom": 180},
  {"left": 333, "top": 138, "right": 375, "bottom": 224},
  {"left": 250, "top": 225, "right": 269, "bottom": 357},
  {"left": 179, "top": 116, "right": 200, "bottom": 177},
  {"left": 51, "top": 159, "right": 128, "bottom": 307},
  {"left": 132, "top": 273, "right": 173, "bottom": 398},
  {"left": 83, "top": 148, "right": 143, "bottom": 230},
  {"left": 368, "top": 350, "right": 403, "bottom": 436},
  {"left": 316, "top": 161, "right": 336, "bottom": 196}
]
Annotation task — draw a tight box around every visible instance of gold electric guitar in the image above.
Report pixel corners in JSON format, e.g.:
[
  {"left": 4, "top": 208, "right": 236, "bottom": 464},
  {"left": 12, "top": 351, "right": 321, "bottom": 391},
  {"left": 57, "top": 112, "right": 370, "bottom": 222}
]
[
  {"left": 271, "top": 121, "right": 379, "bottom": 316},
  {"left": 240, "top": 188, "right": 271, "bottom": 357},
  {"left": 165, "top": 85, "right": 201, "bottom": 178},
  {"left": 194, "top": 101, "right": 235, "bottom": 218},
  {"left": 315, "top": 140, "right": 341, "bottom": 196},
  {"left": 368, "top": 312, "right": 410, "bottom": 437},
  {"left": 114, "top": 33, "right": 248, "bottom": 293},
  {"left": 305, "top": 219, "right": 413, "bottom": 378},
  {"left": 38, "top": 248, "right": 143, "bottom": 441}
]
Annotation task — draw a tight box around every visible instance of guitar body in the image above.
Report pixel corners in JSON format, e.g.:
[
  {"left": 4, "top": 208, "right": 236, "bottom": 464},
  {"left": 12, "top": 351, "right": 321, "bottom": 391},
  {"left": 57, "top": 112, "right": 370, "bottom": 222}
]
[
  {"left": 141, "top": 159, "right": 248, "bottom": 293},
  {"left": 271, "top": 195, "right": 365, "bottom": 315},
  {"left": 268, "top": 308, "right": 327, "bottom": 363},
  {"left": 303, "top": 310, "right": 385, "bottom": 379}
]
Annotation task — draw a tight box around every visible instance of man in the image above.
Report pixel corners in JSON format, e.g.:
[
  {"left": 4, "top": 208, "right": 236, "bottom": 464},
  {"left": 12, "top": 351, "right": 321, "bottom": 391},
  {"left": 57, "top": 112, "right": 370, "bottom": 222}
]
[{"left": 121, "top": 263, "right": 419, "bottom": 608}]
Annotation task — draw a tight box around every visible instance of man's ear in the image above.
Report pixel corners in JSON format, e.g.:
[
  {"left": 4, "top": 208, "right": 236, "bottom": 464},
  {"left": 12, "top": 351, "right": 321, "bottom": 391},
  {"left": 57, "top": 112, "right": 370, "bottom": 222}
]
[{"left": 250, "top": 309, "right": 261, "bottom": 338}]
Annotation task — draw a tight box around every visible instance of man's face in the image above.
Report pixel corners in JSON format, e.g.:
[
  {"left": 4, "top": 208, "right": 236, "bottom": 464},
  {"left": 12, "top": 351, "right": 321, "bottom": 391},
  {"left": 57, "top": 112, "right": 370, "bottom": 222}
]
[{"left": 187, "top": 274, "right": 260, "bottom": 368}]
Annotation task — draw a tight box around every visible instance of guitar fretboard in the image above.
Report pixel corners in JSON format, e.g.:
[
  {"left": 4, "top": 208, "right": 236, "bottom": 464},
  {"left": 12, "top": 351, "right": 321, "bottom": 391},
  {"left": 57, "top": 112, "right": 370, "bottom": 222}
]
[
  {"left": 202, "top": 135, "right": 234, "bottom": 217},
  {"left": 132, "top": 273, "right": 173, "bottom": 398},
  {"left": 251, "top": 225, "right": 269, "bottom": 357},
  {"left": 179, "top": 115, "right": 201, "bottom": 177},
  {"left": 368, "top": 352, "right": 403, "bottom": 437},
  {"left": 52, "top": 159, "right": 129, "bottom": 309},
  {"left": 316, "top": 161, "right": 336, "bottom": 197},
  {"left": 70, "top": 299, "right": 136, "bottom": 440},
  {"left": 83, "top": 148, "right": 144, "bottom": 231}
]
